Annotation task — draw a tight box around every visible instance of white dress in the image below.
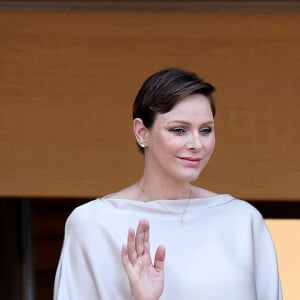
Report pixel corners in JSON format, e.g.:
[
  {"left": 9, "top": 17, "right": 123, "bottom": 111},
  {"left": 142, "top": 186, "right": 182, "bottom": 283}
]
[{"left": 54, "top": 194, "right": 282, "bottom": 300}]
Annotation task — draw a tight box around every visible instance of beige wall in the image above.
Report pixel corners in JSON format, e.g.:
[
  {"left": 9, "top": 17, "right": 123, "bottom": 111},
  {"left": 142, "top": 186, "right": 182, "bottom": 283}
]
[{"left": 0, "top": 11, "right": 299, "bottom": 199}]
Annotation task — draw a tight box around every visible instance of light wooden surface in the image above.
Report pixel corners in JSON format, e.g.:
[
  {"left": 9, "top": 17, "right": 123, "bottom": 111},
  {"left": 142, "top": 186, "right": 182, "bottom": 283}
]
[{"left": 0, "top": 11, "right": 299, "bottom": 199}]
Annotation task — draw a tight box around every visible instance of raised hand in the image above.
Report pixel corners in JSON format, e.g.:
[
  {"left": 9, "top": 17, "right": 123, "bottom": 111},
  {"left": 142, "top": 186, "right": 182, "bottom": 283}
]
[{"left": 121, "top": 219, "right": 165, "bottom": 300}]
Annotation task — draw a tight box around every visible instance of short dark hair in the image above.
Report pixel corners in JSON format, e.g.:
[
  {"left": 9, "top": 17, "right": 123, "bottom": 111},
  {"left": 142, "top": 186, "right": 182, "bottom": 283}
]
[{"left": 133, "top": 67, "right": 216, "bottom": 152}]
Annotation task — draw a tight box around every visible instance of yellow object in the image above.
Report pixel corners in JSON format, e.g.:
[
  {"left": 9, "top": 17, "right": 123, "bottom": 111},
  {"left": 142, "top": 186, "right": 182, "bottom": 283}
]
[{"left": 266, "top": 219, "right": 300, "bottom": 300}]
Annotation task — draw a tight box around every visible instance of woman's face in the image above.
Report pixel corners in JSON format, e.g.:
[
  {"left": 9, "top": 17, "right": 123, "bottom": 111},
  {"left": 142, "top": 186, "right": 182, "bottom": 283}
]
[{"left": 144, "top": 94, "right": 215, "bottom": 183}]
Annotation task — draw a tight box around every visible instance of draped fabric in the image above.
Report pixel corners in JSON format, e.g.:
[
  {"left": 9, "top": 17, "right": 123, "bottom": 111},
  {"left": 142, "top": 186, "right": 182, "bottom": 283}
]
[{"left": 54, "top": 194, "right": 282, "bottom": 300}]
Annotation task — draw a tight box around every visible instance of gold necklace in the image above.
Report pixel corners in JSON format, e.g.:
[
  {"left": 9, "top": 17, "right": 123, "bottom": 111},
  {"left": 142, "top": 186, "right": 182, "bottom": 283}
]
[{"left": 138, "top": 181, "right": 192, "bottom": 227}]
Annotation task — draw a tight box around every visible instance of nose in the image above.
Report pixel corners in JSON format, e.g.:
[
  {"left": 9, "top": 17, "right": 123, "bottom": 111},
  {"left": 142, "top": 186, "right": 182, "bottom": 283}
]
[{"left": 187, "top": 132, "right": 202, "bottom": 150}]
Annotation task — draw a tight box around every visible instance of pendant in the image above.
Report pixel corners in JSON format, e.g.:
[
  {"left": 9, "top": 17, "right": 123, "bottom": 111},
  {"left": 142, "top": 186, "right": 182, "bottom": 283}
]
[{"left": 179, "top": 216, "right": 185, "bottom": 227}]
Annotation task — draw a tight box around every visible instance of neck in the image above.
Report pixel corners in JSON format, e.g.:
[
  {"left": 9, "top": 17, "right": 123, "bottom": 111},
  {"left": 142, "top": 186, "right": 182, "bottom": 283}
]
[{"left": 138, "top": 175, "right": 192, "bottom": 201}]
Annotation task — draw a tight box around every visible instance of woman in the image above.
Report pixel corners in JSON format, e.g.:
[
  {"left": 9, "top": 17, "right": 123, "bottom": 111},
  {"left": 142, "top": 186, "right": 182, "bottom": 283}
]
[{"left": 54, "top": 67, "right": 282, "bottom": 300}]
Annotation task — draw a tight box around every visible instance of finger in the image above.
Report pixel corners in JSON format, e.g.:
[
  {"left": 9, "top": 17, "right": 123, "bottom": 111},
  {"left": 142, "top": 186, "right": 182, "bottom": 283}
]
[
  {"left": 142, "top": 220, "right": 151, "bottom": 256},
  {"left": 143, "top": 219, "right": 150, "bottom": 252},
  {"left": 135, "top": 219, "right": 149, "bottom": 257},
  {"left": 153, "top": 245, "right": 166, "bottom": 272},
  {"left": 121, "top": 244, "right": 133, "bottom": 274},
  {"left": 127, "top": 228, "right": 137, "bottom": 263}
]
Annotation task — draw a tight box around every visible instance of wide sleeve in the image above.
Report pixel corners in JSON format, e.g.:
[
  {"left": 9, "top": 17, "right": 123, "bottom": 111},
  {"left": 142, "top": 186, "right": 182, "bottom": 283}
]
[
  {"left": 251, "top": 211, "right": 283, "bottom": 300},
  {"left": 53, "top": 210, "right": 103, "bottom": 300}
]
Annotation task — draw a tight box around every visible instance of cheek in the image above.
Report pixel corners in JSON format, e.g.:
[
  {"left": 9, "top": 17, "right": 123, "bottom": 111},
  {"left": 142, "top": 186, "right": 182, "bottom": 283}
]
[
  {"left": 155, "top": 133, "right": 182, "bottom": 151},
  {"left": 205, "top": 136, "right": 216, "bottom": 154}
]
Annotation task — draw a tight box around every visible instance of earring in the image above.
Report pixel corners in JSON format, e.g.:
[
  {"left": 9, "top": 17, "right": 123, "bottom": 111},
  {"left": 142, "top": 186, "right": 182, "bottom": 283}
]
[{"left": 140, "top": 143, "right": 145, "bottom": 148}]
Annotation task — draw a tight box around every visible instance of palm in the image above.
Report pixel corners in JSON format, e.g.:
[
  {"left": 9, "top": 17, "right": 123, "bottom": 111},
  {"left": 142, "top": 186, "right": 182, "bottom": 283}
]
[{"left": 121, "top": 219, "right": 165, "bottom": 300}]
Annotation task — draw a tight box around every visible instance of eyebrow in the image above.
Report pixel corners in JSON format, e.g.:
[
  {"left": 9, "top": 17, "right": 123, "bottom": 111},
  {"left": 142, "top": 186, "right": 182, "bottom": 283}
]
[{"left": 167, "top": 120, "right": 215, "bottom": 126}]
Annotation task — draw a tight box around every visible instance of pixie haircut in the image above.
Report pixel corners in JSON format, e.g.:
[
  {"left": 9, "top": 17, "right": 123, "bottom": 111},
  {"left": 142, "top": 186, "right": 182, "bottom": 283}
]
[{"left": 133, "top": 67, "right": 216, "bottom": 152}]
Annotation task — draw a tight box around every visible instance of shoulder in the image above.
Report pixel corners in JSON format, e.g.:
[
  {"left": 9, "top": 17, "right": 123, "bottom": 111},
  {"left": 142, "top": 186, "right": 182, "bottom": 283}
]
[
  {"left": 65, "top": 199, "right": 103, "bottom": 229},
  {"left": 232, "top": 198, "right": 263, "bottom": 218},
  {"left": 213, "top": 197, "right": 272, "bottom": 242},
  {"left": 192, "top": 186, "right": 263, "bottom": 217},
  {"left": 224, "top": 196, "right": 264, "bottom": 219},
  {"left": 205, "top": 193, "right": 265, "bottom": 225},
  {"left": 102, "top": 183, "right": 140, "bottom": 200},
  {"left": 192, "top": 185, "right": 218, "bottom": 198},
  {"left": 225, "top": 198, "right": 270, "bottom": 235}
]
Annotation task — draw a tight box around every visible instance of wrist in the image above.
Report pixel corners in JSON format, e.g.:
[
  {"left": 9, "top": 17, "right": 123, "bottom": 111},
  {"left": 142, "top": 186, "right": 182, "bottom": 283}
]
[{"left": 131, "top": 294, "right": 159, "bottom": 300}]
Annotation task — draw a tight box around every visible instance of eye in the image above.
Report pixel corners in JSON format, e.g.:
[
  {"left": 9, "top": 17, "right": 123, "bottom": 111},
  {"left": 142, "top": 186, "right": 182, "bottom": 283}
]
[
  {"left": 169, "top": 127, "right": 186, "bottom": 135},
  {"left": 199, "top": 127, "right": 213, "bottom": 136}
]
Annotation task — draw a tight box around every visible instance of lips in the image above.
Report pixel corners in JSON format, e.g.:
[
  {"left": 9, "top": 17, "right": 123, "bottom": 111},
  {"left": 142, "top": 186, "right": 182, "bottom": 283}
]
[
  {"left": 179, "top": 157, "right": 201, "bottom": 161},
  {"left": 178, "top": 157, "right": 202, "bottom": 166}
]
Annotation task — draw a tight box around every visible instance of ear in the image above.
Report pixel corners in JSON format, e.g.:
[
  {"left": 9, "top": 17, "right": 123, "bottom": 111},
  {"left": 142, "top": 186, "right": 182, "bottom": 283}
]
[{"left": 133, "top": 118, "right": 149, "bottom": 147}]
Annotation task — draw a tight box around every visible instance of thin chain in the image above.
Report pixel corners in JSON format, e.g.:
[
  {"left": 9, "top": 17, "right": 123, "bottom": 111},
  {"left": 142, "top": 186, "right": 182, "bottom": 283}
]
[{"left": 138, "top": 181, "right": 191, "bottom": 227}]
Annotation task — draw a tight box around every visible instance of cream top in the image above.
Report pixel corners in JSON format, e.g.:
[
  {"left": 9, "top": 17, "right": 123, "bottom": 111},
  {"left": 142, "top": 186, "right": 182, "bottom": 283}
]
[{"left": 54, "top": 194, "right": 282, "bottom": 300}]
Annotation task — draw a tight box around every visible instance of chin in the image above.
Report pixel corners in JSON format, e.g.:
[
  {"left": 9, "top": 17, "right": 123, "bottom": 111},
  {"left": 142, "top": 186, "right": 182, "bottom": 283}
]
[{"left": 175, "top": 170, "right": 202, "bottom": 183}]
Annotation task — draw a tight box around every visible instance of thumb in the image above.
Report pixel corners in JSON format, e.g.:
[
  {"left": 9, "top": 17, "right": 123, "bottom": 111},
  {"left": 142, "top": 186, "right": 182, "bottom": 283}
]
[{"left": 154, "top": 245, "right": 165, "bottom": 272}]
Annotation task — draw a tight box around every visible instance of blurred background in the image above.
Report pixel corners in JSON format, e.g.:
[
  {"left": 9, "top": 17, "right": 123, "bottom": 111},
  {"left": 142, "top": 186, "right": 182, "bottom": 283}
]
[{"left": 0, "top": 1, "right": 299, "bottom": 299}]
